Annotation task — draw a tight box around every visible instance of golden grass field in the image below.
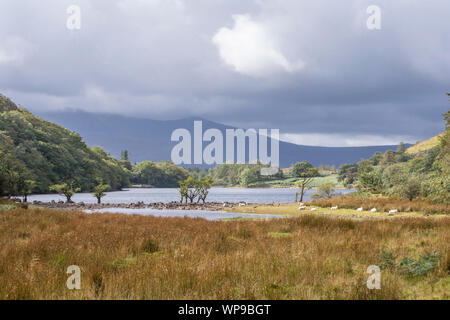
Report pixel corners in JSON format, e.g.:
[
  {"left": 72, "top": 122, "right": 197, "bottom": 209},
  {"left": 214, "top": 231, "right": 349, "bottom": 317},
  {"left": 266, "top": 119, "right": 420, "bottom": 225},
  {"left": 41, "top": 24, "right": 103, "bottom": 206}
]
[{"left": 0, "top": 206, "right": 448, "bottom": 300}]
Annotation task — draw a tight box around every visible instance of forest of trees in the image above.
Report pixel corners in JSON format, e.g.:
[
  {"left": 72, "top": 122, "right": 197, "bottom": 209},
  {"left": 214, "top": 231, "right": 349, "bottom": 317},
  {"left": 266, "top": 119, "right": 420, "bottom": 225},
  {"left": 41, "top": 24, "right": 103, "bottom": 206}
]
[
  {"left": 0, "top": 95, "right": 129, "bottom": 197},
  {"left": 129, "top": 160, "right": 189, "bottom": 187},
  {"left": 0, "top": 95, "right": 196, "bottom": 197}
]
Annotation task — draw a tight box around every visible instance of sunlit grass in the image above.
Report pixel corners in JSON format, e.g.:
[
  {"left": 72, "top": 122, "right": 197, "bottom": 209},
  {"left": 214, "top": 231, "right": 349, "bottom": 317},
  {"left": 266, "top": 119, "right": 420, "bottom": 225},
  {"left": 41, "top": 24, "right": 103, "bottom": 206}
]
[
  {"left": 0, "top": 207, "right": 448, "bottom": 299},
  {"left": 248, "top": 174, "right": 343, "bottom": 188},
  {"left": 406, "top": 133, "right": 443, "bottom": 154}
]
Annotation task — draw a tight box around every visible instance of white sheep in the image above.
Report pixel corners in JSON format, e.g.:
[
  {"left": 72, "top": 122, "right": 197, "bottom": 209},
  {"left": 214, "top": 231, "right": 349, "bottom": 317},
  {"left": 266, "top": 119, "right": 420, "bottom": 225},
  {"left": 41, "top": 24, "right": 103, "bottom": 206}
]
[
  {"left": 370, "top": 208, "right": 377, "bottom": 212},
  {"left": 330, "top": 206, "right": 338, "bottom": 210},
  {"left": 356, "top": 207, "right": 363, "bottom": 212},
  {"left": 238, "top": 202, "right": 247, "bottom": 207},
  {"left": 298, "top": 202, "right": 305, "bottom": 206},
  {"left": 310, "top": 207, "right": 317, "bottom": 211},
  {"left": 298, "top": 206, "right": 307, "bottom": 210},
  {"left": 388, "top": 209, "right": 398, "bottom": 215}
]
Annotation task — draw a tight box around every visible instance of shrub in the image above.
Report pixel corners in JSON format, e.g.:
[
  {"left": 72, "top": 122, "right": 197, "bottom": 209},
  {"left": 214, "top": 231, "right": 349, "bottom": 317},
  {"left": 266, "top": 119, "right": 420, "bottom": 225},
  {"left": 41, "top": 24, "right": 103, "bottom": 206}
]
[
  {"left": 399, "top": 251, "right": 440, "bottom": 277},
  {"left": 311, "top": 182, "right": 337, "bottom": 200},
  {"left": 400, "top": 177, "right": 422, "bottom": 201},
  {"left": 380, "top": 250, "right": 395, "bottom": 269}
]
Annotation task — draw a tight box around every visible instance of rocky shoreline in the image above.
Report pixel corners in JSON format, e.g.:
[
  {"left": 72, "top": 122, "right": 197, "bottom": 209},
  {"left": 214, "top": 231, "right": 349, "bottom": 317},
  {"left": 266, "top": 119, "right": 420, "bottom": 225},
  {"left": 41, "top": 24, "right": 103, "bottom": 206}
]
[{"left": 31, "top": 200, "right": 247, "bottom": 211}]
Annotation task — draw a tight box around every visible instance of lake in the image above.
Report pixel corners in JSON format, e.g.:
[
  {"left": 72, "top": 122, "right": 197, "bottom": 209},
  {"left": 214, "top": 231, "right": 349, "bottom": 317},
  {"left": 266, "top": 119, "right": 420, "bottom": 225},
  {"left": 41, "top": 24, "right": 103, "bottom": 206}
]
[
  {"left": 84, "top": 208, "right": 283, "bottom": 220},
  {"left": 26, "top": 187, "right": 355, "bottom": 204}
]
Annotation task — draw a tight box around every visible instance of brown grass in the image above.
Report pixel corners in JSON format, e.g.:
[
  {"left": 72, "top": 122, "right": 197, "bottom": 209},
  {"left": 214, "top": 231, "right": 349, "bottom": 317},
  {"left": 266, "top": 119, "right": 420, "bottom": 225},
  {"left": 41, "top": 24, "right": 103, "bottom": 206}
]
[
  {"left": 0, "top": 208, "right": 449, "bottom": 300},
  {"left": 310, "top": 195, "right": 450, "bottom": 215}
]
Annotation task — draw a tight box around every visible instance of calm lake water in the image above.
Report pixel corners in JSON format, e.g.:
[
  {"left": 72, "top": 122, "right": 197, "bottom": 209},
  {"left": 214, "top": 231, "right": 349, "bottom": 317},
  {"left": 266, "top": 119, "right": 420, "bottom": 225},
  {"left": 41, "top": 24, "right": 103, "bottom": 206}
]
[
  {"left": 85, "top": 208, "right": 283, "bottom": 221},
  {"left": 26, "top": 187, "right": 355, "bottom": 204}
]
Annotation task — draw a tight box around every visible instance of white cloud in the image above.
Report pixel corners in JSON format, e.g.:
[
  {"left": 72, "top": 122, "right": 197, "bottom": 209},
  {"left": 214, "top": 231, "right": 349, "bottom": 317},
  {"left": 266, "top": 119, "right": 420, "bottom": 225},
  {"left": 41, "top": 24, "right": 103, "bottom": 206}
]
[
  {"left": 280, "top": 133, "right": 416, "bottom": 147},
  {"left": 212, "top": 14, "right": 304, "bottom": 77}
]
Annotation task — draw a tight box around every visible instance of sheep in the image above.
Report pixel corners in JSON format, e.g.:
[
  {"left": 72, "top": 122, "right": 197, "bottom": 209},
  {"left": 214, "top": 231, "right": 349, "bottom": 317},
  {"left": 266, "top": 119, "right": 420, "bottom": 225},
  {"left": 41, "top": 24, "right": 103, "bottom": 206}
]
[
  {"left": 370, "top": 208, "right": 377, "bottom": 212},
  {"left": 238, "top": 202, "right": 247, "bottom": 207},
  {"left": 356, "top": 207, "right": 363, "bottom": 212},
  {"left": 310, "top": 207, "right": 317, "bottom": 211},
  {"left": 388, "top": 209, "right": 398, "bottom": 216},
  {"left": 298, "top": 206, "right": 307, "bottom": 210},
  {"left": 330, "top": 206, "right": 338, "bottom": 210},
  {"left": 298, "top": 202, "right": 305, "bottom": 206}
]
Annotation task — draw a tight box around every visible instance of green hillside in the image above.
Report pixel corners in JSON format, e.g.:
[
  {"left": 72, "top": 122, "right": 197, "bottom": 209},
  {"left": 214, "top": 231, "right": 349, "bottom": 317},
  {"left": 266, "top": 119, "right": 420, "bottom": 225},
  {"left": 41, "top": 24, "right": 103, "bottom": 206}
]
[
  {"left": 337, "top": 109, "right": 449, "bottom": 204},
  {"left": 0, "top": 94, "right": 129, "bottom": 195}
]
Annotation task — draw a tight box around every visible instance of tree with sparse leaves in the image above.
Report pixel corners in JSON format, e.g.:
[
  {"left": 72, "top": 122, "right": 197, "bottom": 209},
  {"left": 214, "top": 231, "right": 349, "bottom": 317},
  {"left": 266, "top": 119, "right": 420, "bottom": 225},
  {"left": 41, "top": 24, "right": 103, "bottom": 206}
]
[
  {"left": 17, "top": 178, "right": 36, "bottom": 203},
  {"left": 93, "top": 179, "right": 110, "bottom": 204},
  {"left": 197, "top": 177, "right": 214, "bottom": 204},
  {"left": 49, "top": 183, "right": 80, "bottom": 203},
  {"left": 295, "top": 168, "right": 317, "bottom": 202}
]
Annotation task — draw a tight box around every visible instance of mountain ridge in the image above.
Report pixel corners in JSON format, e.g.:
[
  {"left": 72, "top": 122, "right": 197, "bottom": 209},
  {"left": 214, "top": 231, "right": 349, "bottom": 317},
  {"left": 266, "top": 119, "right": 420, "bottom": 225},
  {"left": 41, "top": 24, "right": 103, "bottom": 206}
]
[{"left": 36, "top": 110, "right": 408, "bottom": 168}]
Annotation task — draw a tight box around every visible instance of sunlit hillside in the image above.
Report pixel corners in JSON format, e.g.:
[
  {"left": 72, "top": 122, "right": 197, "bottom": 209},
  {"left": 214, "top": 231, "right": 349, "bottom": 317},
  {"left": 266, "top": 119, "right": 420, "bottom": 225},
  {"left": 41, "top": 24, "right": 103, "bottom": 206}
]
[{"left": 406, "top": 134, "right": 444, "bottom": 154}]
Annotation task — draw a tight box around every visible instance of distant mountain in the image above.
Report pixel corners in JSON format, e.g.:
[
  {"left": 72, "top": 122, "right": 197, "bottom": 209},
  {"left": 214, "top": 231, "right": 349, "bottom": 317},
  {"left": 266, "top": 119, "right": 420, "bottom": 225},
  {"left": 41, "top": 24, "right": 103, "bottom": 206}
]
[{"left": 37, "top": 110, "right": 407, "bottom": 168}]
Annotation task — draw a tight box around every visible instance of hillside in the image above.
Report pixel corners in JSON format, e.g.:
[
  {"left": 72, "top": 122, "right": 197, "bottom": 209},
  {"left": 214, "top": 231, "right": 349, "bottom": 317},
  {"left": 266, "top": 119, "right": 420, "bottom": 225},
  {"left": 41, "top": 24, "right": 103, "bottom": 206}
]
[
  {"left": 336, "top": 110, "right": 449, "bottom": 203},
  {"left": 406, "top": 133, "right": 444, "bottom": 154},
  {"left": 38, "top": 110, "right": 406, "bottom": 168},
  {"left": 0, "top": 95, "right": 129, "bottom": 194}
]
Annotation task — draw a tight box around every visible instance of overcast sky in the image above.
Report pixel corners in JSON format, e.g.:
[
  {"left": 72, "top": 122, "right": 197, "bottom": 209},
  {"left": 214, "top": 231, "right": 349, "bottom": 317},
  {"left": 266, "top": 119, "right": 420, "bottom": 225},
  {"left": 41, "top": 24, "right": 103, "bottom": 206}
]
[{"left": 1, "top": 0, "right": 449, "bottom": 146}]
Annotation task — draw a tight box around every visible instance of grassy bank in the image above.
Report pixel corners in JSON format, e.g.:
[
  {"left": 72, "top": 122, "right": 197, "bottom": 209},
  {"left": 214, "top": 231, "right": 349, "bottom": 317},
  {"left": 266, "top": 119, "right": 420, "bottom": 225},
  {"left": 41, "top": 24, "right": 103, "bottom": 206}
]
[
  {"left": 248, "top": 174, "right": 342, "bottom": 188},
  {"left": 227, "top": 198, "right": 449, "bottom": 218},
  {"left": 0, "top": 208, "right": 448, "bottom": 299}
]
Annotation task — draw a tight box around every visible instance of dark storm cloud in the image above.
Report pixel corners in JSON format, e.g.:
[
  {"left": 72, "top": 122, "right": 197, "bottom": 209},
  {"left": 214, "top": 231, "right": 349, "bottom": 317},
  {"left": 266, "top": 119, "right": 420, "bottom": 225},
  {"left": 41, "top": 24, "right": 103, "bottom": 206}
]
[{"left": 0, "top": 0, "right": 449, "bottom": 146}]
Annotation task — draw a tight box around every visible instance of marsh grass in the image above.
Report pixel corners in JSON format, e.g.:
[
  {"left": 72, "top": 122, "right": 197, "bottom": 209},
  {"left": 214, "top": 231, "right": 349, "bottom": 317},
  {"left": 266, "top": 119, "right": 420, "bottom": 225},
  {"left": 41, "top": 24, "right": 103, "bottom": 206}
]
[{"left": 0, "top": 208, "right": 448, "bottom": 299}]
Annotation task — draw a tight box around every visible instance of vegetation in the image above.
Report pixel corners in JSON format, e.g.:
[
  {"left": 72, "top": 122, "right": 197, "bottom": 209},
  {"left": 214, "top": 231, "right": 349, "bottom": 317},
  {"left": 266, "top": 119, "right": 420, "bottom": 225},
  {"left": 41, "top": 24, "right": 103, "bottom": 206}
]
[
  {"left": 187, "top": 161, "right": 340, "bottom": 189},
  {"left": 49, "top": 183, "right": 81, "bottom": 203},
  {"left": 292, "top": 161, "right": 319, "bottom": 178},
  {"left": 131, "top": 161, "right": 189, "bottom": 188},
  {"left": 0, "top": 208, "right": 448, "bottom": 299},
  {"left": 16, "top": 178, "right": 36, "bottom": 203},
  {"left": 205, "top": 163, "right": 282, "bottom": 187},
  {"left": 311, "top": 182, "right": 337, "bottom": 200},
  {"left": 92, "top": 179, "right": 111, "bottom": 204},
  {"left": 0, "top": 94, "right": 129, "bottom": 196},
  {"left": 294, "top": 168, "right": 319, "bottom": 202},
  {"left": 178, "top": 177, "right": 214, "bottom": 204},
  {"left": 406, "top": 134, "right": 443, "bottom": 154},
  {"left": 336, "top": 102, "right": 449, "bottom": 204}
]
